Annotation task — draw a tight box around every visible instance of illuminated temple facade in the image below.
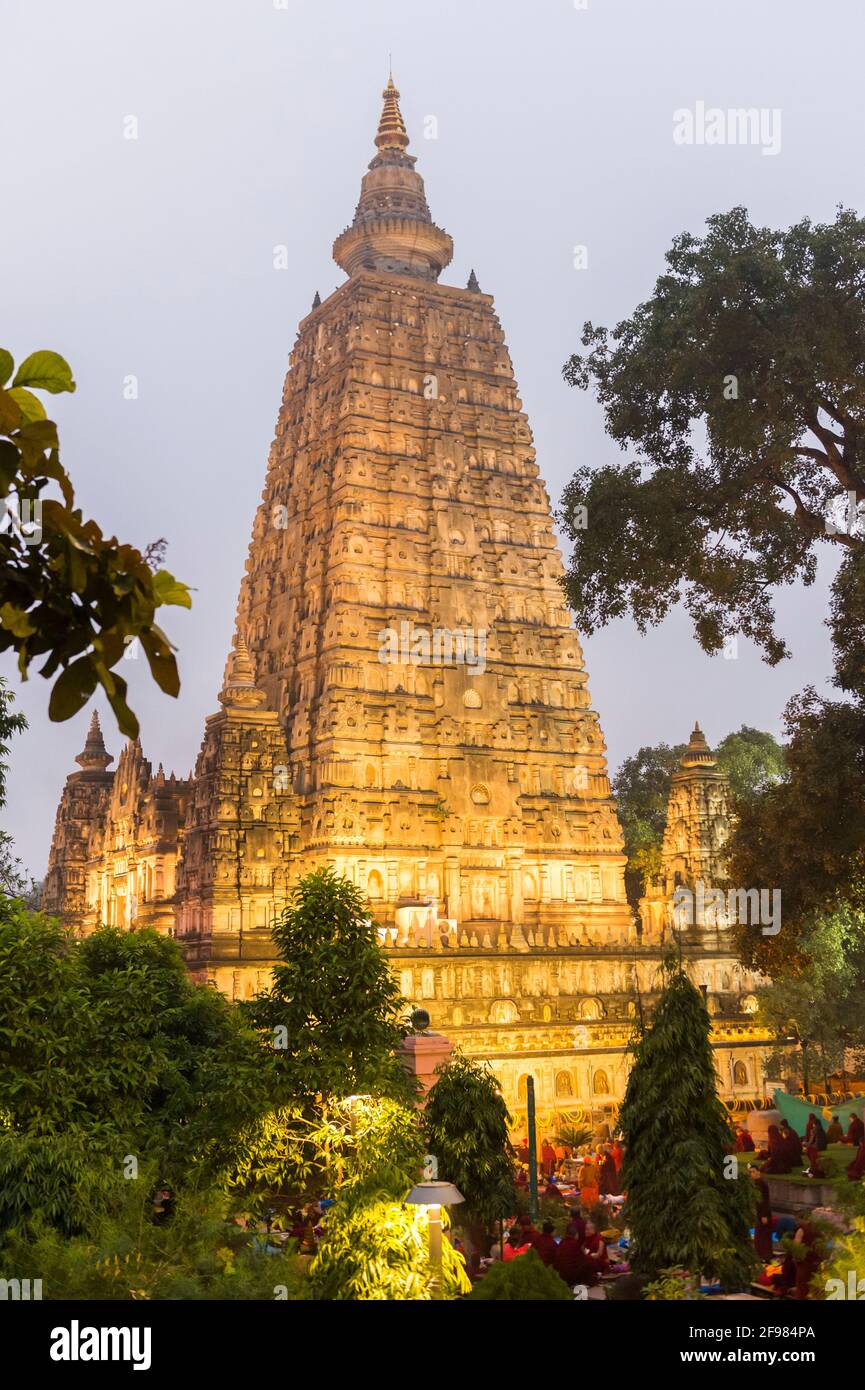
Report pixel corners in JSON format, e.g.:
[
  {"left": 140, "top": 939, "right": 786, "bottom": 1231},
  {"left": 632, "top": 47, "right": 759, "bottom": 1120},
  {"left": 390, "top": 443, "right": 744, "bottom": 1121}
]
[{"left": 43, "top": 79, "right": 772, "bottom": 1123}]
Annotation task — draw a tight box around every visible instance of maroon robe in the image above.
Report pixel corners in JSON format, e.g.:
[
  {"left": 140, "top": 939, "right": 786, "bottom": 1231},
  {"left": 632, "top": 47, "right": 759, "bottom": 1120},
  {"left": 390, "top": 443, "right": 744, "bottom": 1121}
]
[
  {"left": 847, "top": 1141, "right": 865, "bottom": 1181},
  {"left": 554, "top": 1234, "right": 592, "bottom": 1287},
  {"left": 762, "top": 1124, "right": 791, "bottom": 1174},
  {"left": 752, "top": 1177, "right": 773, "bottom": 1262},
  {"left": 846, "top": 1114, "right": 865, "bottom": 1147}
]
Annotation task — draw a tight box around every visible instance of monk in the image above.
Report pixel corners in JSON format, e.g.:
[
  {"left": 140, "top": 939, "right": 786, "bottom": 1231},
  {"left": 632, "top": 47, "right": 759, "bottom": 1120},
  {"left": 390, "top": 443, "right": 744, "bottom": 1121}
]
[
  {"left": 779, "top": 1120, "right": 802, "bottom": 1167},
  {"left": 749, "top": 1165, "right": 773, "bottom": 1262},
  {"left": 503, "top": 1229, "right": 531, "bottom": 1261},
  {"left": 599, "top": 1145, "right": 619, "bottom": 1196},
  {"left": 847, "top": 1140, "right": 865, "bottom": 1181},
  {"left": 565, "top": 1209, "right": 587, "bottom": 1242},
  {"left": 826, "top": 1115, "right": 844, "bottom": 1144},
  {"left": 735, "top": 1123, "right": 755, "bottom": 1153},
  {"left": 541, "top": 1138, "right": 557, "bottom": 1178},
  {"left": 803, "top": 1143, "right": 826, "bottom": 1179},
  {"left": 805, "top": 1113, "right": 828, "bottom": 1152},
  {"left": 555, "top": 1230, "right": 592, "bottom": 1287},
  {"left": 611, "top": 1139, "right": 625, "bottom": 1172},
  {"left": 582, "top": 1219, "right": 609, "bottom": 1284},
  {"left": 776, "top": 1220, "right": 821, "bottom": 1300},
  {"left": 845, "top": 1112, "right": 865, "bottom": 1147},
  {"left": 579, "top": 1153, "right": 601, "bottom": 1209},
  {"left": 761, "top": 1124, "right": 792, "bottom": 1174},
  {"left": 542, "top": 1176, "right": 565, "bottom": 1203},
  {"left": 532, "top": 1220, "right": 559, "bottom": 1266}
]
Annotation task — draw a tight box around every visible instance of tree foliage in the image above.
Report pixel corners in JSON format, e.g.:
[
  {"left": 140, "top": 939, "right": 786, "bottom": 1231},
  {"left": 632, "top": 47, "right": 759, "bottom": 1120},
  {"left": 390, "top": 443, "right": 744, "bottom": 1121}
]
[
  {"left": 613, "top": 726, "right": 784, "bottom": 909},
  {"left": 244, "top": 868, "right": 410, "bottom": 1105},
  {"left": 619, "top": 963, "right": 755, "bottom": 1285},
  {"left": 422, "top": 1052, "right": 515, "bottom": 1226},
  {"left": 560, "top": 205, "right": 865, "bottom": 681},
  {"left": 0, "top": 347, "right": 191, "bottom": 735},
  {"left": 468, "top": 1247, "right": 573, "bottom": 1301}
]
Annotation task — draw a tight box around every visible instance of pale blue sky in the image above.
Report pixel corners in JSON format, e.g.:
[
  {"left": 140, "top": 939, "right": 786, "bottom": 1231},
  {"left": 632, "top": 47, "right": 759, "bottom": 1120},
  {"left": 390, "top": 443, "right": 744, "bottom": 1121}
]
[{"left": 3, "top": 0, "right": 862, "bottom": 874}]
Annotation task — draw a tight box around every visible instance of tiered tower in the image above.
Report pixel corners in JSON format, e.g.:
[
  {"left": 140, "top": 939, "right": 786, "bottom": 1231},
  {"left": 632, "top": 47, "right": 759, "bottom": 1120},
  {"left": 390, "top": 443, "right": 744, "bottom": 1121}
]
[{"left": 43, "top": 78, "right": 774, "bottom": 1121}]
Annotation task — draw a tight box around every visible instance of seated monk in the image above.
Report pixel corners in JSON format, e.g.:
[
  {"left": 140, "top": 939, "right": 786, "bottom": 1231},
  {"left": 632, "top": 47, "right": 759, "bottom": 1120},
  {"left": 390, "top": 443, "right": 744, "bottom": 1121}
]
[
  {"left": 775, "top": 1220, "right": 820, "bottom": 1300},
  {"left": 582, "top": 1219, "right": 609, "bottom": 1284},
  {"left": 826, "top": 1115, "right": 844, "bottom": 1144},
  {"left": 554, "top": 1232, "right": 593, "bottom": 1288},
  {"left": 761, "top": 1124, "right": 792, "bottom": 1174},
  {"left": 805, "top": 1113, "right": 828, "bottom": 1152},
  {"left": 846, "top": 1113, "right": 865, "bottom": 1147},
  {"left": 532, "top": 1220, "right": 559, "bottom": 1267},
  {"left": 542, "top": 1177, "right": 565, "bottom": 1203},
  {"left": 803, "top": 1143, "right": 826, "bottom": 1179},
  {"left": 779, "top": 1120, "right": 802, "bottom": 1167},
  {"left": 847, "top": 1140, "right": 865, "bottom": 1181},
  {"left": 735, "top": 1124, "right": 755, "bottom": 1153}
]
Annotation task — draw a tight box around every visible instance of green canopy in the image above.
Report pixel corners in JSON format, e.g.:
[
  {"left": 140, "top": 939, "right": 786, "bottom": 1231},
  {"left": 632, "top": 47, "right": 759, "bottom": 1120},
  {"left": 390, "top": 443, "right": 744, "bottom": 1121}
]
[{"left": 773, "top": 1089, "right": 863, "bottom": 1138}]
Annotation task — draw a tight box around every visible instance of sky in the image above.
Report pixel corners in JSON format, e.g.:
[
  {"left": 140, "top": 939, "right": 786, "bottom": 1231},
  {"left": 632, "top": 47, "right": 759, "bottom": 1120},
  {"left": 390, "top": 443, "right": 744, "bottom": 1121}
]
[{"left": 3, "top": 0, "right": 863, "bottom": 876}]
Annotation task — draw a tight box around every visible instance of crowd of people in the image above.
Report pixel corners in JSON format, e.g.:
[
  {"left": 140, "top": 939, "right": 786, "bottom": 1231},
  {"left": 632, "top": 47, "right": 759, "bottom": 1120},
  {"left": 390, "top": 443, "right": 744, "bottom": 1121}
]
[{"left": 496, "top": 1210, "right": 612, "bottom": 1286}]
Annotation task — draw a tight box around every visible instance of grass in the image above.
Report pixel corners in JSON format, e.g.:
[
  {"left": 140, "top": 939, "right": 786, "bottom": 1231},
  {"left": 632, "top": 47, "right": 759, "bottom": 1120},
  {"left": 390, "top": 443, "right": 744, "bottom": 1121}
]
[{"left": 768, "top": 1144, "right": 856, "bottom": 1191}]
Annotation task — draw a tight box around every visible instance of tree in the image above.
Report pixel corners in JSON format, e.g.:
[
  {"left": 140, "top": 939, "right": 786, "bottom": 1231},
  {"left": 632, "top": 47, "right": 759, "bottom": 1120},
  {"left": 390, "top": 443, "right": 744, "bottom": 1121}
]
[
  {"left": 560, "top": 206, "right": 865, "bottom": 686},
  {"left": 613, "top": 726, "right": 784, "bottom": 908},
  {"left": 0, "top": 348, "right": 191, "bottom": 735},
  {"left": 752, "top": 908, "right": 865, "bottom": 1087},
  {"left": 306, "top": 1096, "right": 470, "bottom": 1300},
  {"left": 468, "top": 1247, "right": 572, "bottom": 1301},
  {"left": 0, "top": 674, "right": 37, "bottom": 902},
  {"left": 727, "top": 694, "right": 865, "bottom": 972},
  {"left": 244, "top": 868, "right": 410, "bottom": 1105},
  {"left": 423, "top": 1052, "right": 515, "bottom": 1228},
  {"left": 0, "top": 905, "right": 276, "bottom": 1231},
  {"left": 619, "top": 962, "right": 755, "bottom": 1285}
]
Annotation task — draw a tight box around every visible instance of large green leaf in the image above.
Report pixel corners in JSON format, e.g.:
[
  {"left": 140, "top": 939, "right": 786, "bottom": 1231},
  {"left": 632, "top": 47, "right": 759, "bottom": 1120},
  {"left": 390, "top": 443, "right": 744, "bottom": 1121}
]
[
  {"left": 7, "top": 388, "right": 46, "bottom": 424},
  {"left": 48, "top": 656, "right": 98, "bottom": 722},
  {"left": 12, "top": 350, "right": 76, "bottom": 395},
  {"left": 0, "top": 350, "right": 13, "bottom": 388},
  {"left": 0, "top": 604, "right": 37, "bottom": 639},
  {"left": 152, "top": 569, "right": 193, "bottom": 609}
]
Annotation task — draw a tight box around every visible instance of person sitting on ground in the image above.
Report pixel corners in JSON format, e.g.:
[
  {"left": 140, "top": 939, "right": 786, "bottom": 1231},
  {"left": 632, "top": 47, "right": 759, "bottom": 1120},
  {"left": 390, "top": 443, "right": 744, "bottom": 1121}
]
[
  {"left": 847, "top": 1139, "right": 865, "bottom": 1181},
  {"left": 542, "top": 1175, "right": 565, "bottom": 1202},
  {"left": 565, "top": 1207, "right": 586, "bottom": 1241},
  {"left": 761, "top": 1123, "right": 792, "bottom": 1174},
  {"left": 517, "top": 1212, "right": 539, "bottom": 1248},
  {"left": 735, "top": 1123, "right": 756, "bottom": 1153},
  {"left": 775, "top": 1219, "right": 820, "bottom": 1300},
  {"left": 554, "top": 1228, "right": 593, "bottom": 1288},
  {"left": 532, "top": 1220, "right": 559, "bottom": 1266},
  {"left": 805, "top": 1112, "right": 828, "bottom": 1152},
  {"left": 826, "top": 1114, "right": 844, "bottom": 1144},
  {"left": 845, "top": 1112, "right": 865, "bottom": 1147},
  {"left": 780, "top": 1120, "right": 803, "bottom": 1167},
  {"left": 503, "top": 1228, "right": 531, "bottom": 1261},
  {"left": 582, "top": 1219, "right": 609, "bottom": 1284},
  {"left": 803, "top": 1143, "right": 826, "bottom": 1179}
]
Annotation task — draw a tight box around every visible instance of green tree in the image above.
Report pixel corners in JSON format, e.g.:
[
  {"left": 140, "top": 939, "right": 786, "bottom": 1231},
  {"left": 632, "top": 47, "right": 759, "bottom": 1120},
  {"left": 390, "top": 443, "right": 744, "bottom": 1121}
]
[
  {"left": 0, "top": 905, "right": 276, "bottom": 1230},
  {"left": 613, "top": 726, "right": 784, "bottom": 908},
  {"left": 0, "top": 348, "right": 191, "bottom": 735},
  {"left": 619, "top": 962, "right": 755, "bottom": 1285},
  {"left": 560, "top": 206, "right": 865, "bottom": 683},
  {"left": 423, "top": 1052, "right": 515, "bottom": 1228},
  {"left": 727, "top": 694, "right": 865, "bottom": 972},
  {"left": 752, "top": 907, "right": 865, "bottom": 1087},
  {"left": 244, "top": 868, "right": 410, "bottom": 1105},
  {"left": 0, "top": 675, "right": 37, "bottom": 901},
  {"left": 467, "top": 1247, "right": 572, "bottom": 1301},
  {"left": 306, "top": 1096, "right": 470, "bottom": 1300}
]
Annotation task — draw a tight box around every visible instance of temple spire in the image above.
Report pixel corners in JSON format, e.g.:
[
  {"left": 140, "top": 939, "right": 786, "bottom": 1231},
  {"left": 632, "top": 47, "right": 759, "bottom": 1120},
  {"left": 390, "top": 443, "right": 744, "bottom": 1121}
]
[
  {"left": 374, "top": 74, "right": 410, "bottom": 152},
  {"left": 75, "top": 709, "right": 113, "bottom": 772},
  {"left": 332, "top": 74, "right": 453, "bottom": 282},
  {"left": 219, "top": 634, "right": 267, "bottom": 709}
]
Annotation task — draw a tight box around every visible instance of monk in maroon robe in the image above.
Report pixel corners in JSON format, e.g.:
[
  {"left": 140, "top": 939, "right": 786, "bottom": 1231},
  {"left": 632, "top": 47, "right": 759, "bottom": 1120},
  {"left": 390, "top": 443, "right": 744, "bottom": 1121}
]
[
  {"left": 749, "top": 1166, "right": 773, "bottom": 1262},
  {"left": 776, "top": 1220, "right": 820, "bottom": 1300},
  {"left": 761, "top": 1124, "right": 792, "bottom": 1174},
  {"left": 735, "top": 1124, "right": 755, "bottom": 1153},
  {"left": 805, "top": 1113, "right": 828, "bottom": 1152},
  {"left": 599, "top": 1146, "right": 618, "bottom": 1196},
  {"left": 582, "top": 1220, "right": 609, "bottom": 1284},
  {"left": 780, "top": 1120, "right": 802, "bottom": 1167},
  {"left": 847, "top": 1140, "right": 865, "bottom": 1181},
  {"left": 532, "top": 1220, "right": 559, "bottom": 1266},
  {"left": 846, "top": 1113, "right": 865, "bottom": 1147},
  {"left": 803, "top": 1143, "right": 826, "bottom": 1179},
  {"left": 554, "top": 1232, "right": 592, "bottom": 1287}
]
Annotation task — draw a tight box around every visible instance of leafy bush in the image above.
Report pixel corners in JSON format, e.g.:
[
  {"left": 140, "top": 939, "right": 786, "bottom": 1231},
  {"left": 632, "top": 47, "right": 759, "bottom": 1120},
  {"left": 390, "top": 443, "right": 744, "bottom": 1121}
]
[{"left": 469, "top": 1249, "right": 573, "bottom": 1301}]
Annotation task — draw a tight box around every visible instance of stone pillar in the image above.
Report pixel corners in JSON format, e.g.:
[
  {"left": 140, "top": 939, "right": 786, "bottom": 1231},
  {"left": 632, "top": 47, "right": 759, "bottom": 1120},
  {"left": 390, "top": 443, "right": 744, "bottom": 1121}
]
[{"left": 398, "top": 1031, "right": 454, "bottom": 1107}]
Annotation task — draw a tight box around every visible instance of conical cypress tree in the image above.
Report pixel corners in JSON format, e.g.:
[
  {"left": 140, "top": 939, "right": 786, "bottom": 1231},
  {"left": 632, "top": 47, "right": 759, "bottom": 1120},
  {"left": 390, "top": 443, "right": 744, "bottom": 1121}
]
[{"left": 619, "top": 962, "right": 755, "bottom": 1286}]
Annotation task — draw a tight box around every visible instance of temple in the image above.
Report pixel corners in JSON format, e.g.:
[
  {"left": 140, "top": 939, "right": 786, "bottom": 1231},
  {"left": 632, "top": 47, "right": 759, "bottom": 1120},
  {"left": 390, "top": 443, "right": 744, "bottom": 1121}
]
[{"left": 42, "top": 77, "right": 773, "bottom": 1124}]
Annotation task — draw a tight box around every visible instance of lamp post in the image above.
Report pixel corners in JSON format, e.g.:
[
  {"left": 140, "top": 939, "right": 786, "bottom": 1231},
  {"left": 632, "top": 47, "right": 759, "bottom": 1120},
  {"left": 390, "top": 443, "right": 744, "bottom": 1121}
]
[{"left": 405, "top": 1180, "right": 464, "bottom": 1299}]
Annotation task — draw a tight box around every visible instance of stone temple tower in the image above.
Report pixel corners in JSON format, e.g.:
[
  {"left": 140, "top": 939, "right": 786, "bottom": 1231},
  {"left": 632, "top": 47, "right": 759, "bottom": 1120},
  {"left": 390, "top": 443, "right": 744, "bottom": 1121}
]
[{"left": 43, "top": 79, "right": 774, "bottom": 1120}]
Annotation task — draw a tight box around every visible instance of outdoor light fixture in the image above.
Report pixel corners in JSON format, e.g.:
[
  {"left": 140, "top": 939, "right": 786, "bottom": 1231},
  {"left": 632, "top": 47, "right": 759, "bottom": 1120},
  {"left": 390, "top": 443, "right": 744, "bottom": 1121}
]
[{"left": 405, "top": 1180, "right": 464, "bottom": 1298}]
